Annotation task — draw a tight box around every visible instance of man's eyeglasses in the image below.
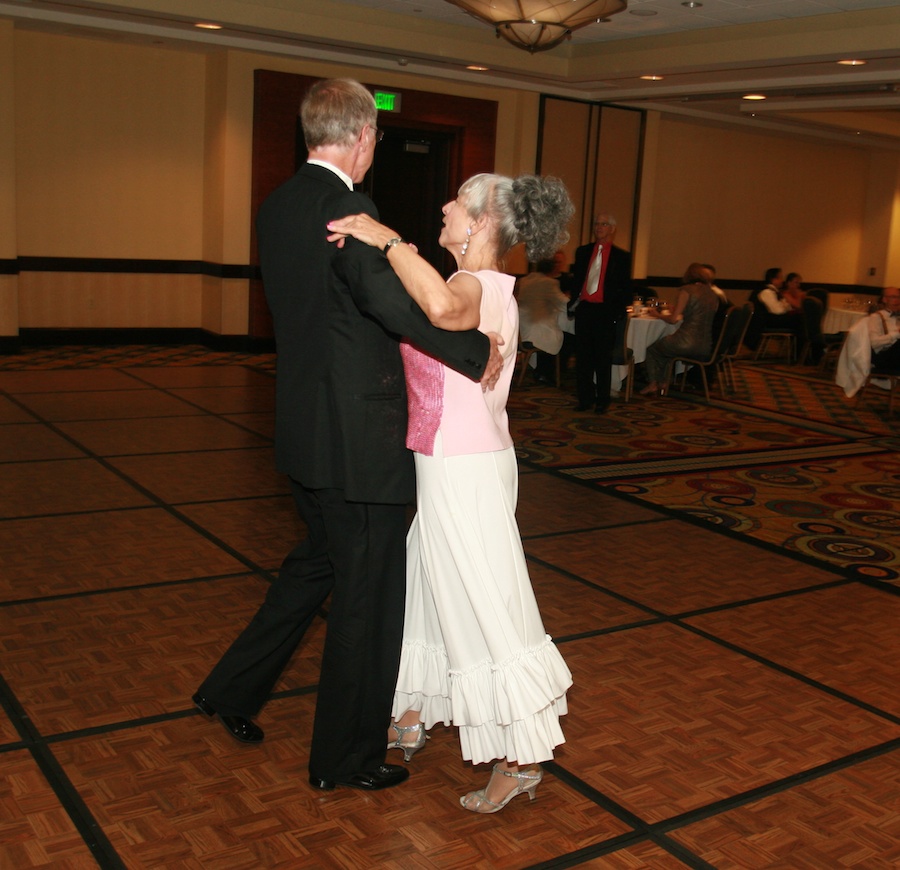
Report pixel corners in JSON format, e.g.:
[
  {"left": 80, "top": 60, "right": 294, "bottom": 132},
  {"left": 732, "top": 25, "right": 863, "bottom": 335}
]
[
  {"left": 595, "top": 221, "right": 612, "bottom": 228},
  {"left": 372, "top": 127, "right": 384, "bottom": 143}
]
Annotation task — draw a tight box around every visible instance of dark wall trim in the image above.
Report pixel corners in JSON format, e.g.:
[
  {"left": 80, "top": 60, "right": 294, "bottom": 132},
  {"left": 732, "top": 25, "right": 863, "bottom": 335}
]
[
  {"left": 11, "top": 328, "right": 274, "bottom": 354},
  {"left": 7, "top": 258, "right": 259, "bottom": 279},
  {"left": 0, "top": 335, "right": 22, "bottom": 354}
]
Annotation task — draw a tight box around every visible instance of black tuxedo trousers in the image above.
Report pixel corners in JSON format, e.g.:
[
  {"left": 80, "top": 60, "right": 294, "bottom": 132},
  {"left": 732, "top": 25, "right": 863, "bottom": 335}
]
[{"left": 198, "top": 479, "right": 407, "bottom": 778}]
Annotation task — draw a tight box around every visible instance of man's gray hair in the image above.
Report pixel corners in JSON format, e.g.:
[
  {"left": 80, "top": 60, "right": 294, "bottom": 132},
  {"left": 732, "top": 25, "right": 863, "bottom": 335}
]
[{"left": 301, "top": 79, "right": 377, "bottom": 150}]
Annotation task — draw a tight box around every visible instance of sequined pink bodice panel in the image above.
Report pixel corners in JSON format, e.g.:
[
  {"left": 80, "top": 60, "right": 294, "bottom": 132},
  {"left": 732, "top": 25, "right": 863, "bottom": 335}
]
[
  {"left": 400, "top": 270, "right": 517, "bottom": 457},
  {"left": 400, "top": 341, "right": 443, "bottom": 454}
]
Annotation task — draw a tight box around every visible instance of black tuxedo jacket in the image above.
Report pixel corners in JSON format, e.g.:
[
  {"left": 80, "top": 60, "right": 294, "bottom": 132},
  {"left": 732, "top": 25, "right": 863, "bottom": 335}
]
[
  {"left": 570, "top": 242, "right": 633, "bottom": 314},
  {"left": 257, "top": 163, "right": 488, "bottom": 505}
]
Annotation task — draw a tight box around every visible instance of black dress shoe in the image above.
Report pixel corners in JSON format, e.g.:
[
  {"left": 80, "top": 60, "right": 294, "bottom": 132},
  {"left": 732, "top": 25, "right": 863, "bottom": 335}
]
[
  {"left": 309, "top": 763, "right": 409, "bottom": 791},
  {"left": 574, "top": 402, "right": 591, "bottom": 412},
  {"left": 192, "top": 692, "right": 264, "bottom": 744},
  {"left": 595, "top": 403, "right": 609, "bottom": 414}
]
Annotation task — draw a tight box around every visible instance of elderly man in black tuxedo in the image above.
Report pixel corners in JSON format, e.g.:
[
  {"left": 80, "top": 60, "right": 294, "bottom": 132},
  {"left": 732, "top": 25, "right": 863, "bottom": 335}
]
[
  {"left": 193, "top": 79, "right": 498, "bottom": 792},
  {"left": 569, "top": 213, "right": 633, "bottom": 413}
]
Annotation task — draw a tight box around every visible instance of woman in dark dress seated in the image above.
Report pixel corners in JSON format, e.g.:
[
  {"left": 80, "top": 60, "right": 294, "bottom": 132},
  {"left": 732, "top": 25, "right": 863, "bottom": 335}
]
[{"left": 640, "top": 262, "right": 719, "bottom": 396}]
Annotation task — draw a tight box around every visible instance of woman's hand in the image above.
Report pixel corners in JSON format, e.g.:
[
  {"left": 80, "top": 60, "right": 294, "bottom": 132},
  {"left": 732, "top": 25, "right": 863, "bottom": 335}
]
[{"left": 327, "top": 213, "right": 396, "bottom": 250}]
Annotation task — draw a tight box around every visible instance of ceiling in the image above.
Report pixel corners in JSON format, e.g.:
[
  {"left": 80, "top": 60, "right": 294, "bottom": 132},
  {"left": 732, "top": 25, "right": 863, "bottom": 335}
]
[{"left": 3, "top": 0, "right": 900, "bottom": 148}]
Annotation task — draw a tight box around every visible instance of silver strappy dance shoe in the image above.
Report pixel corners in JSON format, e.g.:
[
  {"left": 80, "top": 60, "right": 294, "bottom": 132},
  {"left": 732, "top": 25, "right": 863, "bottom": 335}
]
[
  {"left": 460, "top": 764, "right": 543, "bottom": 813},
  {"left": 386, "top": 721, "right": 428, "bottom": 762}
]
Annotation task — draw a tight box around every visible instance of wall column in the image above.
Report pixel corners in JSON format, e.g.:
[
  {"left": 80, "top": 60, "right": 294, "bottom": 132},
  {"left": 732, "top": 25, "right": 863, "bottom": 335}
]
[
  {"left": 860, "top": 150, "right": 900, "bottom": 288},
  {"left": 0, "top": 19, "right": 18, "bottom": 341}
]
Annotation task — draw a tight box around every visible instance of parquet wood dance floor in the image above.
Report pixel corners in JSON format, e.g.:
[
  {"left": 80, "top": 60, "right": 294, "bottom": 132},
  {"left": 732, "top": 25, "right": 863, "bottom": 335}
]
[{"left": 0, "top": 346, "right": 897, "bottom": 869}]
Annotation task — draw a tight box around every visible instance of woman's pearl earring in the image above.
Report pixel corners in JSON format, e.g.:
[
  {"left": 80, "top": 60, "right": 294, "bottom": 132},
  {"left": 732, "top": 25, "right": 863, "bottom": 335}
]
[{"left": 461, "top": 226, "right": 472, "bottom": 257}]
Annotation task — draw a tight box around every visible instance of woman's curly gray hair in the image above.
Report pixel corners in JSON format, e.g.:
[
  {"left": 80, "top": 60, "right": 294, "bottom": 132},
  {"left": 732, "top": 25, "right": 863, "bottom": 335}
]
[{"left": 458, "top": 173, "right": 573, "bottom": 264}]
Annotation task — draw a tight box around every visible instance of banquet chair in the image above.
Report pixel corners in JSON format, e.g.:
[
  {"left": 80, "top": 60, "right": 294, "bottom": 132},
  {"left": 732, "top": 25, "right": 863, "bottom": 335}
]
[
  {"left": 754, "top": 326, "right": 796, "bottom": 363},
  {"left": 611, "top": 316, "right": 635, "bottom": 402},
  {"left": 818, "top": 330, "right": 848, "bottom": 374},
  {"left": 797, "top": 295, "right": 822, "bottom": 366},
  {"left": 716, "top": 303, "right": 753, "bottom": 394},
  {"left": 665, "top": 306, "right": 735, "bottom": 402},
  {"left": 856, "top": 364, "right": 900, "bottom": 418},
  {"left": 806, "top": 288, "right": 829, "bottom": 309},
  {"left": 798, "top": 295, "right": 843, "bottom": 366},
  {"left": 515, "top": 340, "right": 560, "bottom": 388}
]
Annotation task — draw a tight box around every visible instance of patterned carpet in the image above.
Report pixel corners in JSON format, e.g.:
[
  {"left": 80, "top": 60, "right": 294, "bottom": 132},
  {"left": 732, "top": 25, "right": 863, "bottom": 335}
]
[
  {"left": 2, "top": 343, "right": 898, "bottom": 584},
  {"left": 509, "top": 361, "right": 899, "bottom": 585}
]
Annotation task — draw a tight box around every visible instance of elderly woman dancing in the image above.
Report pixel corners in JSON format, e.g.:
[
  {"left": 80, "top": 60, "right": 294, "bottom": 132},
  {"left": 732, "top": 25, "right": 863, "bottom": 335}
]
[{"left": 327, "top": 173, "right": 573, "bottom": 814}]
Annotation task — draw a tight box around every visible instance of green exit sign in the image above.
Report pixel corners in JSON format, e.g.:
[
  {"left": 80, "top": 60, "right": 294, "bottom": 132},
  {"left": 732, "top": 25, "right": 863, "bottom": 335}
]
[{"left": 374, "top": 90, "right": 401, "bottom": 112}]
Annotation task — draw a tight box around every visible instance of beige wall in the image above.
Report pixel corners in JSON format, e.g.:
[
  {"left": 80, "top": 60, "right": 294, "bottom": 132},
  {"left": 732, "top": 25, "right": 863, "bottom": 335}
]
[
  {"left": 642, "top": 117, "right": 875, "bottom": 286},
  {"left": 17, "top": 273, "right": 203, "bottom": 328},
  {"left": 15, "top": 31, "right": 207, "bottom": 259},
  {"left": 5, "top": 29, "right": 539, "bottom": 334},
  {"left": 538, "top": 101, "right": 641, "bottom": 268},
  {"left": 595, "top": 107, "right": 642, "bottom": 251},
  {"left": 4, "top": 25, "right": 900, "bottom": 338},
  {"left": 540, "top": 98, "right": 595, "bottom": 266}
]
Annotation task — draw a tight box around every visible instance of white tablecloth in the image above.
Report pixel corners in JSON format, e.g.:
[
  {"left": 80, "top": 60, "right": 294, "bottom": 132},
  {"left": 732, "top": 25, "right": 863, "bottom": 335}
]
[
  {"left": 823, "top": 307, "right": 867, "bottom": 334},
  {"left": 555, "top": 311, "right": 680, "bottom": 389},
  {"left": 614, "top": 316, "right": 679, "bottom": 389}
]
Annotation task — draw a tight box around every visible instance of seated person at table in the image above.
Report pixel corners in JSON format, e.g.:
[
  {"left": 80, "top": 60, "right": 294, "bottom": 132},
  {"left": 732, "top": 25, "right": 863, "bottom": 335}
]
[
  {"left": 746, "top": 267, "right": 804, "bottom": 352},
  {"left": 516, "top": 252, "right": 570, "bottom": 383},
  {"left": 869, "top": 286, "right": 900, "bottom": 368},
  {"left": 640, "top": 263, "right": 719, "bottom": 396},
  {"left": 782, "top": 272, "right": 807, "bottom": 310},
  {"left": 699, "top": 263, "right": 726, "bottom": 306},
  {"left": 685, "top": 263, "right": 731, "bottom": 388}
]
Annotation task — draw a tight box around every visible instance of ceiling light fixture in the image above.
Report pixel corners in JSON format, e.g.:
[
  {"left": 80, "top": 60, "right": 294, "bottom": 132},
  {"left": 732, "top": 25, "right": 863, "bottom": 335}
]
[
  {"left": 194, "top": 22, "right": 222, "bottom": 30},
  {"left": 681, "top": 2, "right": 703, "bottom": 7},
  {"left": 640, "top": 75, "right": 664, "bottom": 81},
  {"left": 742, "top": 93, "right": 766, "bottom": 101},
  {"left": 837, "top": 59, "right": 866, "bottom": 66},
  {"left": 466, "top": 65, "right": 490, "bottom": 71},
  {"left": 445, "top": 0, "right": 627, "bottom": 51}
]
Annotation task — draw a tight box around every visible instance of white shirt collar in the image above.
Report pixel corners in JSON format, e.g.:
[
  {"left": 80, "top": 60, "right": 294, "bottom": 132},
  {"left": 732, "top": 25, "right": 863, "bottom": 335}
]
[{"left": 307, "top": 159, "right": 354, "bottom": 191}]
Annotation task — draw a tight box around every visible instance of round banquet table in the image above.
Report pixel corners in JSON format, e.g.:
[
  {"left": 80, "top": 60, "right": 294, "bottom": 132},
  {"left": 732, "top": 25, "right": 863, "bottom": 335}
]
[
  {"left": 822, "top": 306, "right": 867, "bottom": 334},
  {"left": 613, "top": 315, "right": 680, "bottom": 390},
  {"left": 558, "top": 310, "right": 680, "bottom": 390}
]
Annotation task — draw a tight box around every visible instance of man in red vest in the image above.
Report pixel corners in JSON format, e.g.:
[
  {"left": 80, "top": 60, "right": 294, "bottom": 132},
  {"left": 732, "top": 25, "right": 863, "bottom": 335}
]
[{"left": 569, "top": 213, "right": 633, "bottom": 412}]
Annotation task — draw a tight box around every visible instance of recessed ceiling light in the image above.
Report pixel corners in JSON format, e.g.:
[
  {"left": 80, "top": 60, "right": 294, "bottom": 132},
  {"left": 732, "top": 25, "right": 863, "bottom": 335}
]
[
  {"left": 466, "top": 65, "right": 489, "bottom": 71},
  {"left": 742, "top": 94, "right": 766, "bottom": 101},
  {"left": 629, "top": 8, "right": 658, "bottom": 16},
  {"left": 194, "top": 22, "right": 222, "bottom": 30},
  {"left": 682, "top": 2, "right": 703, "bottom": 7},
  {"left": 640, "top": 75, "right": 664, "bottom": 81},
  {"left": 837, "top": 59, "right": 866, "bottom": 66}
]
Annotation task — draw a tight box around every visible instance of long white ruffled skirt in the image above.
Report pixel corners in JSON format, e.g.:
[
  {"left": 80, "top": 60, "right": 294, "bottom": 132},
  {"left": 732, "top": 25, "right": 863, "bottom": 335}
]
[{"left": 393, "top": 432, "right": 572, "bottom": 765}]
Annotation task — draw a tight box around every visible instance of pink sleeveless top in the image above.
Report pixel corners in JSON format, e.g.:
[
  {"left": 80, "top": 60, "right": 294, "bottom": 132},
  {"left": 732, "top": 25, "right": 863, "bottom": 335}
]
[{"left": 401, "top": 270, "right": 518, "bottom": 457}]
